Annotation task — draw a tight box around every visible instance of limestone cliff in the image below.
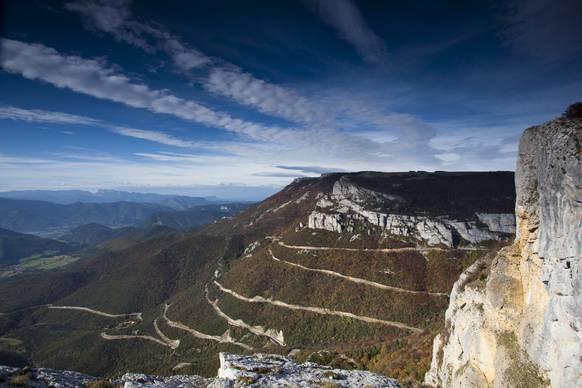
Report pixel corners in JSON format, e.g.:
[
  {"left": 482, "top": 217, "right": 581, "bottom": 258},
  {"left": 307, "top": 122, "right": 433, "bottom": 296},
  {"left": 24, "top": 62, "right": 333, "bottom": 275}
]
[
  {"left": 308, "top": 177, "right": 515, "bottom": 248},
  {"left": 424, "top": 112, "right": 582, "bottom": 387}
]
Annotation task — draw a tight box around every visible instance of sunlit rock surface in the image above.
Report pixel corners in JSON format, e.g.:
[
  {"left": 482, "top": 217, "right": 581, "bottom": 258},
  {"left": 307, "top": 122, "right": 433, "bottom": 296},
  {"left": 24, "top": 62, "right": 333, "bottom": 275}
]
[
  {"left": 425, "top": 113, "right": 582, "bottom": 387},
  {"left": 308, "top": 177, "right": 515, "bottom": 247}
]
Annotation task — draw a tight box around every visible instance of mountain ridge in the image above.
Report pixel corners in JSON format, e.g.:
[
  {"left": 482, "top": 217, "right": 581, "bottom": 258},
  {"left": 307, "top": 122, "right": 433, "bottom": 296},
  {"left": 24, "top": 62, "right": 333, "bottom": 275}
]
[
  {"left": 0, "top": 189, "right": 213, "bottom": 209},
  {"left": 0, "top": 170, "right": 516, "bottom": 383}
]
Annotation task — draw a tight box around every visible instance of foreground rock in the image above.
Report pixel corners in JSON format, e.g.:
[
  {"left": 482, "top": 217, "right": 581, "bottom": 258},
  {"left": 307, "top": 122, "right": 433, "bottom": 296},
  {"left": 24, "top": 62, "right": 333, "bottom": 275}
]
[
  {"left": 424, "top": 109, "right": 582, "bottom": 387},
  {"left": 213, "top": 353, "right": 398, "bottom": 387},
  {"left": 0, "top": 353, "right": 398, "bottom": 387}
]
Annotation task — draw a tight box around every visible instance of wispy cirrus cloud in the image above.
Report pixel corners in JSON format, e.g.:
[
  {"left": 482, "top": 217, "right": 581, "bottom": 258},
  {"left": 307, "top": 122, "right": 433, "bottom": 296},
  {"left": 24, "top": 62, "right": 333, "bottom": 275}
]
[
  {"left": 63, "top": 0, "right": 426, "bottom": 147},
  {"left": 0, "top": 105, "right": 215, "bottom": 150},
  {"left": 502, "top": 0, "right": 582, "bottom": 62},
  {"left": 275, "top": 165, "right": 346, "bottom": 175},
  {"left": 1, "top": 40, "right": 417, "bottom": 165},
  {"left": 0, "top": 106, "right": 99, "bottom": 125},
  {"left": 252, "top": 171, "right": 307, "bottom": 178},
  {"left": 204, "top": 67, "right": 325, "bottom": 125},
  {"left": 0, "top": 39, "right": 291, "bottom": 142},
  {"left": 66, "top": 0, "right": 325, "bottom": 126},
  {"left": 110, "top": 127, "right": 203, "bottom": 148},
  {"left": 65, "top": 0, "right": 211, "bottom": 71},
  {"left": 309, "top": 0, "right": 388, "bottom": 64}
]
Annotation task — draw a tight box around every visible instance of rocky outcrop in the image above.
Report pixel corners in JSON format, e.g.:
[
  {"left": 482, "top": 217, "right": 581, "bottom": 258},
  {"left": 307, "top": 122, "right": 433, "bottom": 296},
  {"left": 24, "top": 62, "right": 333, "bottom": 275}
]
[
  {"left": 308, "top": 178, "right": 515, "bottom": 247},
  {"left": 424, "top": 113, "right": 582, "bottom": 387},
  {"left": 0, "top": 353, "right": 398, "bottom": 387},
  {"left": 308, "top": 211, "right": 345, "bottom": 233},
  {"left": 215, "top": 353, "right": 398, "bottom": 387}
]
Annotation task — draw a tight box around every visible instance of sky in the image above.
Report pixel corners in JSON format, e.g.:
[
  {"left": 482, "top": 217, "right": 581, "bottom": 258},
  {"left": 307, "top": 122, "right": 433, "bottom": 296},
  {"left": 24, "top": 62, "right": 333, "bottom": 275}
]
[{"left": 1, "top": 0, "right": 581, "bottom": 199}]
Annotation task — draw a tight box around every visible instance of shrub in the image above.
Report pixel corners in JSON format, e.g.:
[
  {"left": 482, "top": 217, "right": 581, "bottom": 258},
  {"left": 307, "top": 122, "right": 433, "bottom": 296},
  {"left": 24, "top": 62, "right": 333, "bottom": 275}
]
[
  {"left": 564, "top": 102, "right": 582, "bottom": 118},
  {"left": 9, "top": 374, "right": 30, "bottom": 386},
  {"left": 86, "top": 380, "right": 117, "bottom": 388}
]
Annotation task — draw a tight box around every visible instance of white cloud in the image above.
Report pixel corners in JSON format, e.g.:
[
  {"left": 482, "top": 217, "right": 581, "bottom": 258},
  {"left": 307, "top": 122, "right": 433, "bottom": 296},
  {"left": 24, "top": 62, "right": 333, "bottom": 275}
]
[
  {"left": 1, "top": 40, "right": 423, "bottom": 168},
  {"left": 110, "top": 127, "right": 202, "bottom": 148},
  {"left": 66, "top": 0, "right": 325, "bottom": 126},
  {"left": 204, "top": 67, "right": 325, "bottom": 125},
  {"left": 0, "top": 106, "right": 99, "bottom": 125},
  {"left": 275, "top": 165, "right": 345, "bottom": 174},
  {"left": 0, "top": 151, "right": 291, "bottom": 191},
  {"left": 66, "top": 0, "right": 211, "bottom": 70},
  {"left": 310, "top": 0, "right": 388, "bottom": 64},
  {"left": 0, "top": 105, "right": 217, "bottom": 150},
  {"left": 0, "top": 39, "right": 290, "bottom": 142},
  {"left": 435, "top": 153, "right": 461, "bottom": 162},
  {"left": 62, "top": 0, "right": 428, "bottom": 154}
]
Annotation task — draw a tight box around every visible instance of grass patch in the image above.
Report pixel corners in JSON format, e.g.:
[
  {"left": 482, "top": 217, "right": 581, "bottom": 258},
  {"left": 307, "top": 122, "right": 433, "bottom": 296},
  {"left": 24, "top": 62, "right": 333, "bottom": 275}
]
[
  {"left": 20, "top": 254, "right": 80, "bottom": 270},
  {"left": 497, "top": 330, "right": 549, "bottom": 388}
]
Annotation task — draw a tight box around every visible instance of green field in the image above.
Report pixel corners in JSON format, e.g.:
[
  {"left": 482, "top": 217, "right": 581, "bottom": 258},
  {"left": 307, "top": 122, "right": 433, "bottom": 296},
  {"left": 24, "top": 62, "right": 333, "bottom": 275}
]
[{"left": 20, "top": 254, "right": 80, "bottom": 270}]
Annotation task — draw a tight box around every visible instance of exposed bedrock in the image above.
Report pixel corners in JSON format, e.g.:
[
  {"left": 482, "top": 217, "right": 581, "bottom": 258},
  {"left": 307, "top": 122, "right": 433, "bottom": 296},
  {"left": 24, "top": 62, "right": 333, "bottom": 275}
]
[
  {"left": 307, "top": 177, "right": 515, "bottom": 247},
  {"left": 425, "top": 111, "right": 582, "bottom": 387}
]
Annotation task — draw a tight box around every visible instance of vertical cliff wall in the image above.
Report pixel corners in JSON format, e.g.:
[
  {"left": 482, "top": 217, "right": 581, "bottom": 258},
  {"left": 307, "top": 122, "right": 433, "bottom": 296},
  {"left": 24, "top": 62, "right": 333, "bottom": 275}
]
[{"left": 424, "top": 112, "right": 581, "bottom": 387}]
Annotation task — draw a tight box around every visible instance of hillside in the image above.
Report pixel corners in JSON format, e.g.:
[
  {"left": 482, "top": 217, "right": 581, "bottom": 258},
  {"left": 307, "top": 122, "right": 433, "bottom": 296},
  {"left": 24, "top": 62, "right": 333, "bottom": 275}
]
[
  {"left": 59, "top": 223, "right": 143, "bottom": 247},
  {"left": 0, "top": 171, "right": 515, "bottom": 383},
  {"left": 0, "top": 228, "right": 72, "bottom": 266},
  {"left": 145, "top": 203, "right": 251, "bottom": 230}
]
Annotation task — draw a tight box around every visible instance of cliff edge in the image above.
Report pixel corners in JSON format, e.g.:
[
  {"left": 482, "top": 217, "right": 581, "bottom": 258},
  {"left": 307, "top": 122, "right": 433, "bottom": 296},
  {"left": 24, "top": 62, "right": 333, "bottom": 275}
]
[{"left": 424, "top": 108, "right": 582, "bottom": 387}]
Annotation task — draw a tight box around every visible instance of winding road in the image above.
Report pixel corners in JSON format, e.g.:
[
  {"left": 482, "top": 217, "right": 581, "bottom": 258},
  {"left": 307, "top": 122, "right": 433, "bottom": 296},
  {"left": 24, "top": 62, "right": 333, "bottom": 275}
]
[
  {"left": 162, "top": 303, "right": 253, "bottom": 350},
  {"left": 154, "top": 318, "right": 180, "bottom": 349},
  {"left": 213, "top": 280, "right": 423, "bottom": 333},
  {"left": 100, "top": 332, "right": 174, "bottom": 348},
  {"left": 269, "top": 249, "right": 448, "bottom": 297},
  {"left": 206, "top": 289, "right": 286, "bottom": 346},
  {"left": 48, "top": 305, "right": 143, "bottom": 321},
  {"left": 276, "top": 240, "right": 484, "bottom": 253}
]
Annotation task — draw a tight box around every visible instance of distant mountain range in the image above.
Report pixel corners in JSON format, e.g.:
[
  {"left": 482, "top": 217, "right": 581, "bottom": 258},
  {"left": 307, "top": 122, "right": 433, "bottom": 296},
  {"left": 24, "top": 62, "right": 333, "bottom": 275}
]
[
  {"left": 145, "top": 203, "right": 251, "bottom": 230},
  {"left": 0, "top": 189, "right": 215, "bottom": 209},
  {"left": 0, "top": 198, "right": 172, "bottom": 234},
  {"left": 0, "top": 198, "right": 252, "bottom": 235}
]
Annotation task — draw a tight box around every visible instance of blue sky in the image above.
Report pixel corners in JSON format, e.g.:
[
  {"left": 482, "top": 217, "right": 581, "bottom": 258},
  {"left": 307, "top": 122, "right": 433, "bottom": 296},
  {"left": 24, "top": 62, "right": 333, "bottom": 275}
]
[{"left": 1, "top": 0, "right": 581, "bottom": 198}]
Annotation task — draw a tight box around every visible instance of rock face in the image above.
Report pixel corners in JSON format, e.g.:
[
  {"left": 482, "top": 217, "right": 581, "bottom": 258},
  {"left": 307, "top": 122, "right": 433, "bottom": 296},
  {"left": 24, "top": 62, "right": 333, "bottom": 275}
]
[
  {"left": 424, "top": 115, "right": 582, "bottom": 387},
  {"left": 0, "top": 353, "right": 398, "bottom": 387},
  {"left": 308, "top": 177, "right": 515, "bottom": 247}
]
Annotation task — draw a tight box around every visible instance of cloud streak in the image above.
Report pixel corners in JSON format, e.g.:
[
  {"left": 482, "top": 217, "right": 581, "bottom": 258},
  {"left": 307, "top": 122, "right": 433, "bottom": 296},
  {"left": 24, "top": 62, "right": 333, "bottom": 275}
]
[
  {"left": 204, "top": 67, "right": 325, "bottom": 125},
  {"left": 66, "top": 0, "right": 326, "bottom": 127},
  {"left": 502, "top": 0, "right": 582, "bottom": 61},
  {"left": 310, "top": 0, "right": 388, "bottom": 64},
  {"left": 0, "top": 105, "right": 215, "bottom": 150},
  {"left": 0, "top": 39, "right": 290, "bottom": 142},
  {"left": 110, "top": 127, "right": 202, "bottom": 148},
  {"left": 1, "top": 40, "right": 418, "bottom": 167},
  {"left": 275, "top": 165, "right": 346, "bottom": 175},
  {"left": 65, "top": 0, "right": 211, "bottom": 71},
  {"left": 0, "top": 106, "right": 99, "bottom": 125}
]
